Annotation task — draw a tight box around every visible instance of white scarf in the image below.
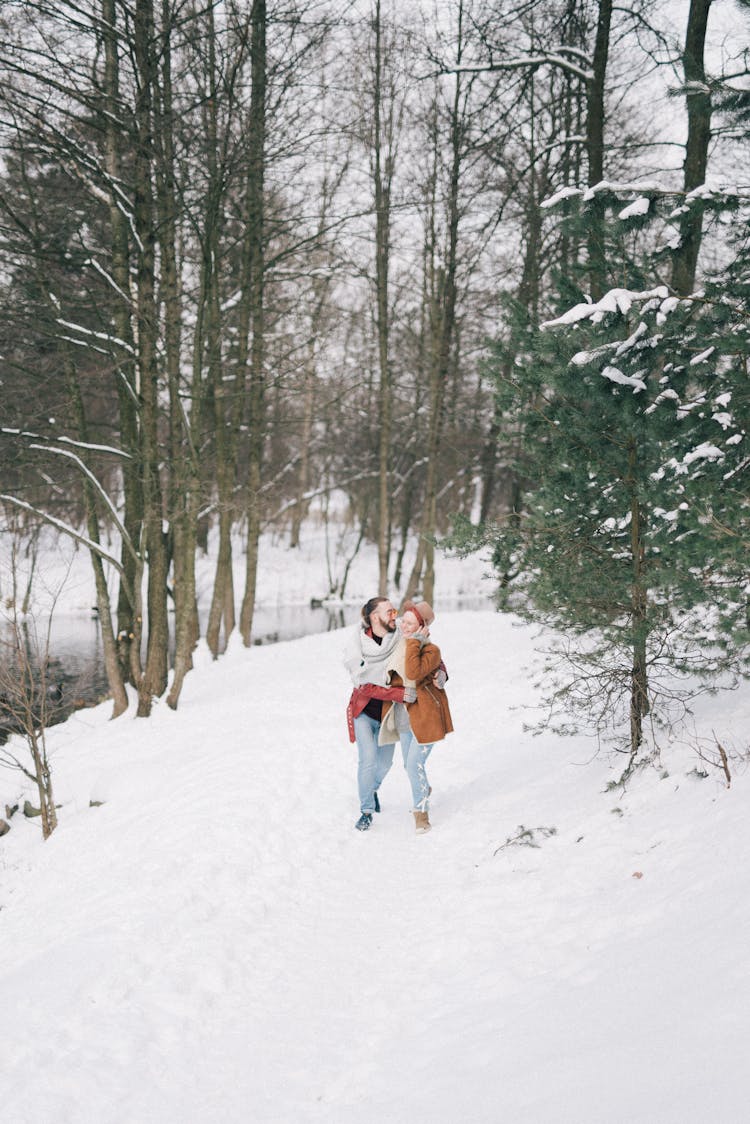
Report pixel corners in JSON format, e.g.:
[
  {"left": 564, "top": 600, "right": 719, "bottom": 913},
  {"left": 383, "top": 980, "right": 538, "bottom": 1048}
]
[
  {"left": 342, "top": 624, "right": 401, "bottom": 687},
  {"left": 378, "top": 636, "right": 416, "bottom": 743}
]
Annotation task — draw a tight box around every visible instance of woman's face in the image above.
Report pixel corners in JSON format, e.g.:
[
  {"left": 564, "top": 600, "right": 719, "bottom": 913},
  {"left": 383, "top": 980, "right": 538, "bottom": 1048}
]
[{"left": 400, "top": 610, "right": 421, "bottom": 637}]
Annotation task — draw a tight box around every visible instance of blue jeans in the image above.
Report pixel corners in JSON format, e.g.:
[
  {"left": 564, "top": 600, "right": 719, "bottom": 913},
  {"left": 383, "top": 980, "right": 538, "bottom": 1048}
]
[
  {"left": 354, "top": 713, "right": 395, "bottom": 814},
  {"left": 389, "top": 702, "right": 432, "bottom": 811},
  {"left": 399, "top": 728, "right": 433, "bottom": 811}
]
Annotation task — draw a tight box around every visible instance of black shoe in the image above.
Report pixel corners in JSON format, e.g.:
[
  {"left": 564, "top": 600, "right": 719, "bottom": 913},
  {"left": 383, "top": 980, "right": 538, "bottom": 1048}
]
[
  {"left": 355, "top": 812, "right": 373, "bottom": 831},
  {"left": 373, "top": 791, "right": 381, "bottom": 813}
]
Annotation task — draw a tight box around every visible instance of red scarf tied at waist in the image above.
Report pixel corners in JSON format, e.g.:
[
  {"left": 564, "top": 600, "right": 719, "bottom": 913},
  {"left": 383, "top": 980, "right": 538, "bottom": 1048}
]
[{"left": 346, "top": 682, "right": 409, "bottom": 742}]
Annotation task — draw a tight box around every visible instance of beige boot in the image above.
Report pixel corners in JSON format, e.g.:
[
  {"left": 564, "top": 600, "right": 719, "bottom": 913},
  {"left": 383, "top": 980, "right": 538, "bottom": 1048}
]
[{"left": 413, "top": 810, "right": 431, "bottom": 833}]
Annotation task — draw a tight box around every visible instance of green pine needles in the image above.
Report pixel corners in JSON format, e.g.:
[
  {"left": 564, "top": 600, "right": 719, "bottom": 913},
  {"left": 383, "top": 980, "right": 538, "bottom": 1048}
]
[{"left": 454, "top": 188, "right": 750, "bottom": 764}]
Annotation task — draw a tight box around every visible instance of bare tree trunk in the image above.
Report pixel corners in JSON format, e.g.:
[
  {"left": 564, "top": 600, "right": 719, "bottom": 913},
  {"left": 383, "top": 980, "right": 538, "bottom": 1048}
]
[
  {"left": 154, "top": 0, "right": 200, "bottom": 709},
  {"left": 373, "top": 0, "right": 393, "bottom": 596},
  {"left": 671, "top": 0, "right": 713, "bottom": 296},
  {"left": 290, "top": 166, "right": 344, "bottom": 548},
  {"left": 404, "top": 89, "right": 438, "bottom": 599},
  {"left": 197, "top": 7, "right": 255, "bottom": 657},
  {"left": 32, "top": 730, "right": 57, "bottom": 839},
  {"left": 63, "top": 350, "right": 130, "bottom": 718},
  {"left": 204, "top": 194, "right": 235, "bottom": 656},
  {"left": 626, "top": 436, "right": 649, "bottom": 760},
  {"left": 240, "top": 0, "right": 267, "bottom": 646},
  {"left": 204, "top": 122, "right": 238, "bottom": 657},
  {"left": 290, "top": 360, "right": 315, "bottom": 549},
  {"left": 134, "top": 0, "right": 169, "bottom": 715},
  {"left": 19, "top": 532, "right": 39, "bottom": 617},
  {"left": 479, "top": 188, "right": 541, "bottom": 524},
  {"left": 393, "top": 474, "right": 417, "bottom": 589},
  {"left": 206, "top": 502, "right": 235, "bottom": 656},
  {"left": 586, "top": 0, "right": 612, "bottom": 300},
  {"left": 101, "top": 0, "right": 144, "bottom": 686},
  {"left": 405, "top": 29, "right": 464, "bottom": 602}
]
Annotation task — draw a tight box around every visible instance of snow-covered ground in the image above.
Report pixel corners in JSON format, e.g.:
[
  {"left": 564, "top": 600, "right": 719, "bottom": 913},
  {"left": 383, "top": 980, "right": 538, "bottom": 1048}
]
[{"left": 1, "top": 607, "right": 748, "bottom": 1123}]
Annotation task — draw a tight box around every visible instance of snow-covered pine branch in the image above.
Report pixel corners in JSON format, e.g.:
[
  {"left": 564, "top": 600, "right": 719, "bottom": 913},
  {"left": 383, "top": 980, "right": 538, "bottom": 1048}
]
[
  {"left": 541, "top": 181, "right": 671, "bottom": 209},
  {"left": 542, "top": 181, "right": 750, "bottom": 212},
  {"left": 541, "top": 287, "right": 670, "bottom": 328}
]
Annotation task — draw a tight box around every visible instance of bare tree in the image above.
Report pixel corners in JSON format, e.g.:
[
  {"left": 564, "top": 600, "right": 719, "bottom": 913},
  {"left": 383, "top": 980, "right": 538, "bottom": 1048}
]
[
  {"left": 238, "top": 0, "right": 268, "bottom": 646},
  {"left": 405, "top": 4, "right": 469, "bottom": 603},
  {"left": 0, "top": 543, "right": 63, "bottom": 838}
]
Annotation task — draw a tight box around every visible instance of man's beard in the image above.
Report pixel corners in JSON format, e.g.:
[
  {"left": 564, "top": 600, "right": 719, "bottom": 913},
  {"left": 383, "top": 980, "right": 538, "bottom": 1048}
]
[{"left": 386, "top": 619, "right": 397, "bottom": 632}]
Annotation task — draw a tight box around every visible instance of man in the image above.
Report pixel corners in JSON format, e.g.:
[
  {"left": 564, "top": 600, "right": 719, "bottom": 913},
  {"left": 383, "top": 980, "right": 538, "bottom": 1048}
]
[{"left": 343, "top": 597, "right": 416, "bottom": 831}]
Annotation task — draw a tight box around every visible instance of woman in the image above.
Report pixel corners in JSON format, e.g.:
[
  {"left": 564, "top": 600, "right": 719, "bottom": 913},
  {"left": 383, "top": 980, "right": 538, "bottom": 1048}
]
[
  {"left": 379, "top": 600, "right": 453, "bottom": 834},
  {"left": 343, "top": 596, "right": 416, "bottom": 832}
]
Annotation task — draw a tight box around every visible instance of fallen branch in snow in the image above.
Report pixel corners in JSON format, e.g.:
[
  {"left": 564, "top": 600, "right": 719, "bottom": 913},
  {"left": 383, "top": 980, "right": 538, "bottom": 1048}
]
[
  {"left": 712, "top": 731, "right": 732, "bottom": 788},
  {"left": 494, "top": 824, "right": 557, "bottom": 855},
  {"left": 692, "top": 731, "right": 733, "bottom": 788}
]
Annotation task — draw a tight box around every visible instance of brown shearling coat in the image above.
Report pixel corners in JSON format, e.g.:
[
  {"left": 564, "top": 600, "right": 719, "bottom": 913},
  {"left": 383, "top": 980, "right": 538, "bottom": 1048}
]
[{"left": 383, "top": 636, "right": 454, "bottom": 746}]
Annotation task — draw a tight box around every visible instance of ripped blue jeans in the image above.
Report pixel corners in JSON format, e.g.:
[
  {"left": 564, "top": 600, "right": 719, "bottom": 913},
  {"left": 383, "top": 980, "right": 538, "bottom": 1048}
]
[
  {"left": 391, "top": 703, "right": 433, "bottom": 811},
  {"left": 400, "top": 731, "right": 433, "bottom": 811}
]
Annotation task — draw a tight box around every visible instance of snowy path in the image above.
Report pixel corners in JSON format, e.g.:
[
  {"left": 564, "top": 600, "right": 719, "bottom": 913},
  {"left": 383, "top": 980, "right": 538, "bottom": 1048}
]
[{"left": 1, "top": 613, "right": 749, "bottom": 1122}]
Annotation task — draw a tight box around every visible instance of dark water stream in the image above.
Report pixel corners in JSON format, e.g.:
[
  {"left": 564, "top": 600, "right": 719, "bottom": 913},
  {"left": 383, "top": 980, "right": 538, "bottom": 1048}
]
[{"left": 0, "top": 596, "right": 492, "bottom": 743}]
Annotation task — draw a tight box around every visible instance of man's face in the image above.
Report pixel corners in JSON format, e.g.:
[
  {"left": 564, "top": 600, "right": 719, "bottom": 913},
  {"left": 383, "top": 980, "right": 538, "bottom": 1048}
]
[{"left": 373, "top": 601, "right": 397, "bottom": 632}]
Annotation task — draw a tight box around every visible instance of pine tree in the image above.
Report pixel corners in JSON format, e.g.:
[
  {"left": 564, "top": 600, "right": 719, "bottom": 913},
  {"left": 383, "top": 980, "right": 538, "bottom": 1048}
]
[{"left": 455, "top": 180, "right": 750, "bottom": 764}]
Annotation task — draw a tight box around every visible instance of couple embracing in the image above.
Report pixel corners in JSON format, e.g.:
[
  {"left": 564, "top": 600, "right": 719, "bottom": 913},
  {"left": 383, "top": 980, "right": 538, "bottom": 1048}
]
[{"left": 343, "top": 597, "right": 453, "bottom": 834}]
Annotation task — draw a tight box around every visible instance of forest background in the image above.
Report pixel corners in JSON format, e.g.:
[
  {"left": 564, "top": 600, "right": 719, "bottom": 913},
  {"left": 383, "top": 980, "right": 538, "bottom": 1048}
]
[{"left": 0, "top": 0, "right": 748, "bottom": 788}]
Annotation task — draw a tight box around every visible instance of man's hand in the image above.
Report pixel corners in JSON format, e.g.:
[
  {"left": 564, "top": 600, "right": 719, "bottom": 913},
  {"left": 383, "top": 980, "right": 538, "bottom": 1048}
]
[{"left": 403, "top": 686, "right": 417, "bottom": 703}]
